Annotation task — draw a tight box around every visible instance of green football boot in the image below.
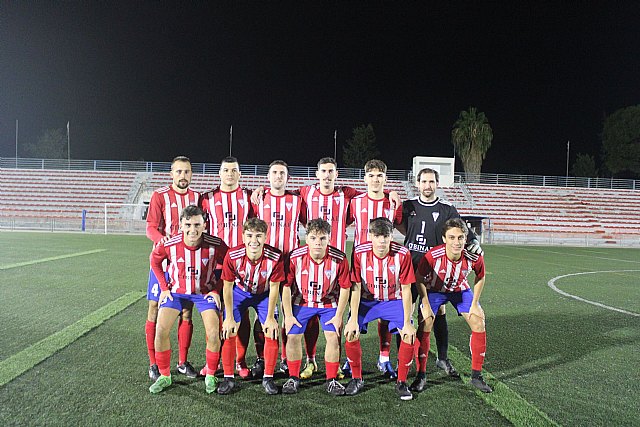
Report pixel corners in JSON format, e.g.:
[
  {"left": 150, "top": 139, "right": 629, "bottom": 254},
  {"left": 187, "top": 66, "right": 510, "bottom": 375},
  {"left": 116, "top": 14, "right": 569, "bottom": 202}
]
[
  {"left": 205, "top": 374, "right": 219, "bottom": 394},
  {"left": 149, "top": 375, "right": 172, "bottom": 394}
]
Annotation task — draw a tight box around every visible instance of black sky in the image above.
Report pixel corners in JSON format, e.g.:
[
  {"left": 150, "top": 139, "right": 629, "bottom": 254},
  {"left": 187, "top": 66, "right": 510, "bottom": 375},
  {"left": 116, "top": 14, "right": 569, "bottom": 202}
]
[{"left": 1, "top": 2, "right": 639, "bottom": 175}]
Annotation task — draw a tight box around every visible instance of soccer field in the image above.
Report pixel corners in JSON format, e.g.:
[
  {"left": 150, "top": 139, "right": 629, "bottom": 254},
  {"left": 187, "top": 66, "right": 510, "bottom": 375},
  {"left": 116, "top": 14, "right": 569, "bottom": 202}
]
[{"left": 1, "top": 232, "right": 639, "bottom": 426}]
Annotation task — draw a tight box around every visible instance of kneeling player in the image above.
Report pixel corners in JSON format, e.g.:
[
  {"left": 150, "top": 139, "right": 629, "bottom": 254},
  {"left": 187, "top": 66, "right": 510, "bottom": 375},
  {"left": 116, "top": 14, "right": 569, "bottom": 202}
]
[
  {"left": 414, "top": 218, "right": 492, "bottom": 393},
  {"left": 343, "top": 218, "right": 417, "bottom": 400},
  {"left": 220, "top": 218, "right": 284, "bottom": 395},
  {"left": 281, "top": 219, "right": 351, "bottom": 396},
  {"left": 148, "top": 205, "right": 228, "bottom": 394}
]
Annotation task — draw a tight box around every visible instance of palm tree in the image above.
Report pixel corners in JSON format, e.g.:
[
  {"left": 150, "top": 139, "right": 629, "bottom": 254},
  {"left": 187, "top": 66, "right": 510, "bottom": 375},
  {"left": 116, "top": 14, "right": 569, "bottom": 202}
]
[{"left": 451, "top": 107, "right": 493, "bottom": 177}]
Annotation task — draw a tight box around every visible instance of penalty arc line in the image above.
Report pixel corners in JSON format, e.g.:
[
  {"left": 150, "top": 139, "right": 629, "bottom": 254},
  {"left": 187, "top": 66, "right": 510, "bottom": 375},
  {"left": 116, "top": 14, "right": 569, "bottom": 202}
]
[
  {"left": 547, "top": 270, "right": 640, "bottom": 317},
  {"left": 0, "top": 291, "right": 145, "bottom": 387},
  {"left": 0, "top": 249, "right": 107, "bottom": 270}
]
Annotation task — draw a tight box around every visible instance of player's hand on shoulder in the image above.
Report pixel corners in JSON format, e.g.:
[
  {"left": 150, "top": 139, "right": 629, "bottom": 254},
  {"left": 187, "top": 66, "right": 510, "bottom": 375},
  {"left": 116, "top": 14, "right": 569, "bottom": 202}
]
[
  {"left": 389, "top": 191, "right": 401, "bottom": 210},
  {"left": 466, "top": 238, "right": 484, "bottom": 256},
  {"left": 250, "top": 186, "right": 265, "bottom": 204}
]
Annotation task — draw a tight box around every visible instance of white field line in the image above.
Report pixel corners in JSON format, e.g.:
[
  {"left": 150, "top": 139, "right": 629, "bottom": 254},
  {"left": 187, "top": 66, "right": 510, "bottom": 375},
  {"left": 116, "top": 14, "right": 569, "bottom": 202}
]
[{"left": 0, "top": 249, "right": 107, "bottom": 270}]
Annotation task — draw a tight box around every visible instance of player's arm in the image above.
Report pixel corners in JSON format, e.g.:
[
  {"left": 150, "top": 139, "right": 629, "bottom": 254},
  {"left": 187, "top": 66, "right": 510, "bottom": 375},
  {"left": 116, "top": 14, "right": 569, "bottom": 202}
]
[
  {"left": 400, "top": 283, "right": 416, "bottom": 344},
  {"left": 394, "top": 202, "right": 408, "bottom": 235},
  {"left": 150, "top": 245, "right": 173, "bottom": 301},
  {"left": 145, "top": 194, "right": 166, "bottom": 243},
  {"left": 343, "top": 281, "right": 361, "bottom": 342},
  {"left": 469, "top": 257, "right": 486, "bottom": 319},
  {"left": 415, "top": 258, "right": 434, "bottom": 321},
  {"left": 263, "top": 280, "right": 280, "bottom": 339},
  {"left": 221, "top": 280, "right": 237, "bottom": 338},
  {"left": 281, "top": 285, "right": 301, "bottom": 333}
]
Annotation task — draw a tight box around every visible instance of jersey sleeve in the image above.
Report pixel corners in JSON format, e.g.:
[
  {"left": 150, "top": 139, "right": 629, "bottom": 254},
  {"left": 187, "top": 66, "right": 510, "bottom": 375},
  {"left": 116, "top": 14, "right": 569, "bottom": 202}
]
[
  {"left": 349, "top": 250, "right": 362, "bottom": 283},
  {"left": 220, "top": 253, "right": 236, "bottom": 282},
  {"left": 472, "top": 255, "right": 486, "bottom": 279},
  {"left": 417, "top": 253, "right": 433, "bottom": 277},
  {"left": 244, "top": 188, "right": 256, "bottom": 218},
  {"left": 399, "top": 252, "right": 416, "bottom": 285},
  {"left": 149, "top": 244, "right": 170, "bottom": 291},
  {"left": 343, "top": 185, "right": 361, "bottom": 200},
  {"left": 269, "top": 257, "right": 286, "bottom": 283},
  {"left": 392, "top": 202, "right": 403, "bottom": 225},
  {"left": 145, "top": 192, "right": 165, "bottom": 243},
  {"left": 284, "top": 258, "right": 296, "bottom": 287},
  {"left": 337, "top": 257, "right": 352, "bottom": 289},
  {"left": 216, "top": 241, "right": 229, "bottom": 265}
]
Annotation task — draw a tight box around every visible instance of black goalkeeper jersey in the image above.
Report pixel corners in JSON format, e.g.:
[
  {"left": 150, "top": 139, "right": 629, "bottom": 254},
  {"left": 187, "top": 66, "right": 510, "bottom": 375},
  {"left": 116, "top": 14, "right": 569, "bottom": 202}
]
[{"left": 401, "top": 197, "right": 476, "bottom": 266}]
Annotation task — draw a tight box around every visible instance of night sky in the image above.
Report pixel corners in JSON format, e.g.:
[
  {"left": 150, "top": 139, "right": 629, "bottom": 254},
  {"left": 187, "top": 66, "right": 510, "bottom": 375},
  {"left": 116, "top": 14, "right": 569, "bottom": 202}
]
[{"left": 1, "top": 2, "right": 639, "bottom": 175}]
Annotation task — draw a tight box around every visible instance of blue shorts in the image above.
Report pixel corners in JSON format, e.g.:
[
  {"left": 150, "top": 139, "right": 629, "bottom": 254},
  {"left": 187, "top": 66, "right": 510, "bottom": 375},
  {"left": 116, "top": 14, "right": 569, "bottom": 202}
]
[
  {"left": 288, "top": 306, "right": 338, "bottom": 335},
  {"left": 357, "top": 299, "right": 407, "bottom": 334},
  {"left": 147, "top": 269, "right": 170, "bottom": 302},
  {"left": 159, "top": 292, "right": 220, "bottom": 313},
  {"left": 226, "top": 286, "right": 278, "bottom": 324},
  {"left": 426, "top": 289, "right": 477, "bottom": 315}
]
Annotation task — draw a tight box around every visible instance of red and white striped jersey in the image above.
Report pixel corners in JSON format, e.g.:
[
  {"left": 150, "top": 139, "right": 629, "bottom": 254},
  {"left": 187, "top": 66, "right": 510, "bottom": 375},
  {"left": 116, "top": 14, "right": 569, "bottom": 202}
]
[
  {"left": 253, "top": 189, "right": 302, "bottom": 256},
  {"left": 146, "top": 186, "right": 200, "bottom": 243},
  {"left": 285, "top": 245, "right": 351, "bottom": 308},
  {"left": 221, "top": 244, "right": 285, "bottom": 295},
  {"left": 351, "top": 241, "right": 415, "bottom": 301},
  {"left": 348, "top": 193, "right": 402, "bottom": 246},
  {"left": 150, "top": 233, "right": 228, "bottom": 295},
  {"left": 299, "top": 184, "right": 360, "bottom": 252},
  {"left": 417, "top": 245, "right": 485, "bottom": 293},
  {"left": 199, "top": 187, "right": 254, "bottom": 247}
]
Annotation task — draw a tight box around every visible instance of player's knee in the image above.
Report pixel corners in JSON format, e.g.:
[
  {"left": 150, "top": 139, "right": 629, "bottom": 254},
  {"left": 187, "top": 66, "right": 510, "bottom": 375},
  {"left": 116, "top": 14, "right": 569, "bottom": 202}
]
[
  {"left": 325, "top": 331, "right": 339, "bottom": 347},
  {"left": 421, "top": 316, "right": 435, "bottom": 331},
  {"left": 466, "top": 315, "right": 485, "bottom": 332},
  {"left": 437, "top": 305, "right": 446, "bottom": 315}
]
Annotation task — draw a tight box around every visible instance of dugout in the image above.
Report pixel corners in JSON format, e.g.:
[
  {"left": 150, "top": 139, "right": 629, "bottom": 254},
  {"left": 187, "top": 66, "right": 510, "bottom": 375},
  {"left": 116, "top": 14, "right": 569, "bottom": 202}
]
[{"left": 461, "top": 215, "right": 489, "bottom": 243}]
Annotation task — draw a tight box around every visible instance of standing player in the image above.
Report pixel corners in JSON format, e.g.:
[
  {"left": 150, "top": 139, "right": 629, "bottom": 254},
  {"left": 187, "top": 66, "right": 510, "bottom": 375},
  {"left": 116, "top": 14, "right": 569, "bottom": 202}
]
[
  {"left": 415, "top": 218, "right": 492, "bottom": 393},
  {"left": 145, "top": 156, "right": 200, "bottom": 381},
  {"left": 219, "top": 218, "right": 285, "bottom": 395},
  {"left": 397, "top": 167, "right": 482, "bottom": 391},
  {"left": 281, "top": 219, "right": 352, "bottom": 396},
  {"left": 252, "top": 160, "right": 303, "bottom": 374},
  {"left": 148, "top": 205, "right": 228, "bottom": 394},
  {"left": 343, "top": 218, "right": 417, "bottom": 400},
  {"left": 199, "top": 156, "right": 257, "bottom": 379},
  {"left": 346, "top": 159, "right": 402, "bottom": 378}
]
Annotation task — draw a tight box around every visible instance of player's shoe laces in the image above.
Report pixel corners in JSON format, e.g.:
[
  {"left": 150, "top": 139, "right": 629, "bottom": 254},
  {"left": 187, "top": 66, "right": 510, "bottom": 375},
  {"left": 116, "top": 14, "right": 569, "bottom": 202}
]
[
  {"left": 251, "top": 358, "right": 265, "bottom": 379},
  {"left": 279, "top": 359, "right": 289, "bottom": 375},
  {"left": 410, "top": 373, "right": 427, "bottom": 392},
  {"left": 176, "top": 361, "right": 198, "bottom": 378},
  {"left": 435, "top": 358, "right": 460, "bottom": 378},
  {"left": 148, "top": 364, "right": 160, "bottom": 381},
  {"left": 395, "top": 381, "right": 413, "bottom": 400},
  {"left": 217, "top": 378, "right": 236, "bottom": 395},
  {"left": 470, "top": 375, "right": 493, "bottom": 393},
  {"left": 345, "top": 378, "right": 364, "bottom": 396},
  {"left": 282, "top": 377, "right": 300, "bottom": 394},
  {"left": 341, "top": 360, "right": 351, "bottom": 378},
  {"left": 205, "top": 374, "right": 218, "bottom": 394},
  {"left": 262, "top": 377, "right": 278, "bottom": 395},
  {"left": 236, "top": 362, "right": 251, "bottom": 379},
  {"left": 149, "top": 375, "right": 172, "bottom": 394},
  {"left": 326, "top": 378, "right": 346, "bottom": 396},
  {"left": 300, "top": 360, "right": 318, "bottom": 380},
  {"left": 377, "top": 360, "right": 398, "bottom": 379}
]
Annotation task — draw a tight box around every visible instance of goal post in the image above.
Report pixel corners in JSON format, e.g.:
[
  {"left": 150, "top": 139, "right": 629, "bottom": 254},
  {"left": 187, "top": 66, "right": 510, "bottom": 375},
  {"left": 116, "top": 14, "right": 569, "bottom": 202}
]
[{"left": 103, "top": 203, "right": 149, "bottom": 234}]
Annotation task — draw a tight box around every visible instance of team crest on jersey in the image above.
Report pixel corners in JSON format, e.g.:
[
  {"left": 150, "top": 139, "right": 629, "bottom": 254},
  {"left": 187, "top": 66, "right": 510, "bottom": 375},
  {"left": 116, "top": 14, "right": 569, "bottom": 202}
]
[
  {"left": 286, "top": 202, "right": 293, "bottom": 210},
  {"left": 389, "top": 265, "right": 396, "bottom": 274},
  {"left": 334, "top": 199, "right": 340, "bottom": 205},
  {"left": 261, "top": 271, "right": 268, "bottom": 278},
  {"left": 325, "top": 270, "right": 334, "bottom": 278},
  {"left": 384, "top": 209, "right": 391, "bottom": 217},
  {"left": 432, "top": 212, "right": 440, "bottom": 221},
  {"left": 238, "top": 199, "right": 245, "bottom": 208},
  {"left": 202, "top": 258, "right": 209, "bottom": 266}
]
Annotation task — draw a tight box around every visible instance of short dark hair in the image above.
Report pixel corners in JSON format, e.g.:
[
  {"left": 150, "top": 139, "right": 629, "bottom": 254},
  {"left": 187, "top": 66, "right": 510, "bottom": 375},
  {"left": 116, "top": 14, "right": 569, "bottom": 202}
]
[
  {"left": 269, "top": 160, "right": 289, "bottom": 173},
  {"left": 243, "top": 217, "right": 268, "bottom": 234},
  {"left": 368, "top": 217, "right": 393, "bottom": 237},
  {"left": 364, "top": 159, "right": 387, "bottom": 173},
  {"left": 180, "top": 205, "right": 204, "bottom": 221},
  {"left": 306, "top": 218, "right": 331, "bottom": 236},
  {"left": 416, "top": 167, "right": 439, "bottom": 183},
  {"left": 171, "top": 156, "right": 191, "bottom": 165},
  {"left": 442, "top": 218, "right": 468, "bottom": 237},
  {"left": 317, "top": 157, "right": 337, "bottom": 169},
  {"left": 221, "top": 156, "right": 239, "bottom": 165}
]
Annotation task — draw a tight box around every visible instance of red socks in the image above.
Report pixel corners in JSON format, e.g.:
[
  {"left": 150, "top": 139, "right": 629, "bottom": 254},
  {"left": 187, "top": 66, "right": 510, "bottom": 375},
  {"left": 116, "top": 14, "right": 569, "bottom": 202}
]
[
  {"left": 325, "top": 361, "right": 339, "bottom": 380},
  {"left": 177, "top": 319, "right": 193, "bottom": 364},
  {"left": 288, "top": 359, "right": 302, "bottom": 378},
  {"left": 345, "top": 340, "right": 363, "bottom": 379},
  {"left": 470, "top": 331, "right": 487, "bottom": 371},
  {"left": 222, "top": 336, "right": 237, "bottom": 377},
  {"left": 304, "top": 316, "right": 319, "bottom": 359},
  {"left": 264, "top": 337, "right": 279, "bottom": 376},
  {"left": 145, "top": 321, "right": 156, "bottom": 365},
  {"left": 416, "top": 330, "right": 430, "bottom": 373},
  {"left": 156, "top": 349, "right": 171, "bottom": 377},
  {"left": 397, "top": 341, "right": 414, "bottom": 382},
  {"left": 205, "top": 349, "right": 220, "bottom": 376},
  {"left": 378, "top": 321, "right": 391, "bottom": 357},
  {"left": 236, "top": 313, "right": 250, "bottom": 367}
]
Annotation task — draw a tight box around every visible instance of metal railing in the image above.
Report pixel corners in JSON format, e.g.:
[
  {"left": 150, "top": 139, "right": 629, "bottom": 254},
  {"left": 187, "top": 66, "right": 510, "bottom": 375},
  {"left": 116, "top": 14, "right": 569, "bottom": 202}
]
[{"left": 456, "top": 172, "right": 639, "bottom": 190}]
